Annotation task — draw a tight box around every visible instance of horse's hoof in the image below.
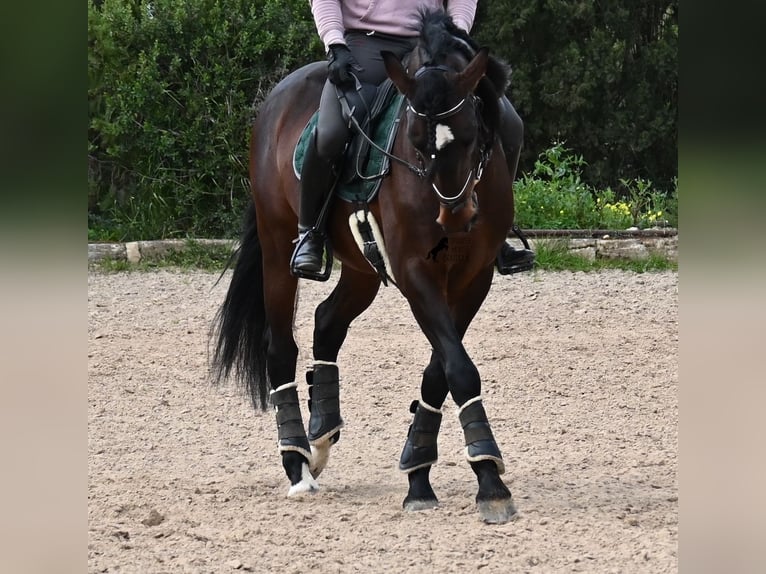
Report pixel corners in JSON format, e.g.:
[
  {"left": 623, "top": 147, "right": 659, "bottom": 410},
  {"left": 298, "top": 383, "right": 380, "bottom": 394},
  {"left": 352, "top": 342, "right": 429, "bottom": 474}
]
[
  {"left": 403, "top": 497, "right": 439, "bottom": 512},
  {"left": 477, "top": 498, "right": 518, "bottom": 524},
  {"left": 287, "top": 462, "right": 319, "bottom": 497},
  {"left": 309, "top": 431, "right": 339, "bottom": 478},
  {"left": 309, "top": 443, "right": 329, "bottom": 478}
]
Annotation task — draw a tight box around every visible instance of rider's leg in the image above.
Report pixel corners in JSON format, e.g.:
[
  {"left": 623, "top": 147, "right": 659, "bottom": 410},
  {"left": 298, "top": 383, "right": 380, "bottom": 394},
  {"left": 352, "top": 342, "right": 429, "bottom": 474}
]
[
  {"left": 496, "top": 96, "right": 535, "bottom": 274},
  {"left": 291, "top": 80, "right": 351, "bottom": 277}
]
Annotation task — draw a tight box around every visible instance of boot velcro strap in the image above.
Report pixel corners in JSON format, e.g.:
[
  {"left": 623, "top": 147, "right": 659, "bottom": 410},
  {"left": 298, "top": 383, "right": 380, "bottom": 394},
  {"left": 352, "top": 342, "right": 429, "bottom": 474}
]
[
  {"left": 410, "top": 429, "right": 439, "bottom": 447},
  {"left": 271, "top": 384, "right": 299, "bottom": 407},
  {"left": 275, "top": 403, "right": 306, "bottom": 441},
  {"left": 277, "top": 419, "right": 307, "bottom": 441},
  {"left": 312, "top": 363, "right": 339, "bottom": 386},
  {"left": 458, "top": 400, "right": 494, "bottom": 445},
  {"left": 309, "top": 382, "right": 339, "bottom": 401},
  {"left": 309, "top": 396, "right": 340, "bottom": 416},
  {"left": 271, "top": 385, "right": 306, "bottom": 441},
  {"left": 458, "top": 399, "right": 488, "bottom": 427},
  {"left": 275, "top": 401, "right": 301, "bottom": 425},
  {"left": 463, "top": 424, "right": 494, "bottom": 445},
  {"left": 308, "top": 364, "right": 340, "bottom": 416},
  {"left": 408, "top": 403, "right": 442, "bottom": 447}
]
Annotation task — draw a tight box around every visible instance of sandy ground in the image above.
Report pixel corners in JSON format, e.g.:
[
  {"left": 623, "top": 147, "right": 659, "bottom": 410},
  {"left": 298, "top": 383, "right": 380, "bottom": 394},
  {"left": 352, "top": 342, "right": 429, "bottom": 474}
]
[{"left": 88, "top": 267, "right": 677, "bottom": 573}]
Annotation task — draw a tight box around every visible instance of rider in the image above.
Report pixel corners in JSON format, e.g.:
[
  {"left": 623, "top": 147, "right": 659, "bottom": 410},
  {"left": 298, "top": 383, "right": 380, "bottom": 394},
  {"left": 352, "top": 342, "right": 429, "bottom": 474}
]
[{"left": 291, "top": 0, "right": 535, "bottom": 278}]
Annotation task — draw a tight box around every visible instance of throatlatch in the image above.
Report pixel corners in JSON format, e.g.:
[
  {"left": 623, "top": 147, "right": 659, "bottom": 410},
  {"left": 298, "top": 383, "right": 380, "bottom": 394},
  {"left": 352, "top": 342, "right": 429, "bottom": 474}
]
[
  {"left": 458, "top": 396, "right": 505, "bottom": 474},
  {"left": 399, "top": 400, "right": 443, "bottom": 473},
  {"left": 307, "top": 362, "right": 343, "bottom": 444},
  {"left": 270, "top": 382, "right": 311, "bottom": 461}
]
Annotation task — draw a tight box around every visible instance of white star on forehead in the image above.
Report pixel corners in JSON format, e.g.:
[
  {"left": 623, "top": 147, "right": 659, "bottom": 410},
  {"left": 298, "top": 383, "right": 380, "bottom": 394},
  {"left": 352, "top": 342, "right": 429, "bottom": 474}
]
[{"left": 435, "top": 124, "right": 454, "bottom": 150}]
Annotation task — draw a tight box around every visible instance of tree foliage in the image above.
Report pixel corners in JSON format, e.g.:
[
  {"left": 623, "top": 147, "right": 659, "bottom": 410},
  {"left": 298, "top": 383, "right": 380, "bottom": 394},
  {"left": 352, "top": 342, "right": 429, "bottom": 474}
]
[
  {"left": 88, "top": 0, "right": 322, "bottom": 239},
  {"left": 473, "top": 0, "right": 678, "bottom": 194},
  {"left": 88, "top": 0, "right": 677, "bottom": 240}
]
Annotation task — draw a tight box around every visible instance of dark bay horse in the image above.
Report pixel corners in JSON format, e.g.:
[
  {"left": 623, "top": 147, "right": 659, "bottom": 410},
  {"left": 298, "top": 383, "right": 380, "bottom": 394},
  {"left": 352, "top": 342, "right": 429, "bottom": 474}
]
[{"left": 213, "top": 10, "right": 517, "bottom": 523}]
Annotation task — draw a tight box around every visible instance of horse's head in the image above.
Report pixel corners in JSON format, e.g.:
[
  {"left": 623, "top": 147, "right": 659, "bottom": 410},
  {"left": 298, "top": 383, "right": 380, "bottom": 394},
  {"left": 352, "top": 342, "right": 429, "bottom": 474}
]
[{"left": 383, "top": 13, "right": 504, "bottom": 235}]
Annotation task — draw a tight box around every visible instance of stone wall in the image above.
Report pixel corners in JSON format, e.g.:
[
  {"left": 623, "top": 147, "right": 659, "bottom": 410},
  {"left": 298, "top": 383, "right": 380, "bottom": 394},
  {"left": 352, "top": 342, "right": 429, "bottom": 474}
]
[{"left": 88, "top": 230, "right": 678, "bottom": 264}]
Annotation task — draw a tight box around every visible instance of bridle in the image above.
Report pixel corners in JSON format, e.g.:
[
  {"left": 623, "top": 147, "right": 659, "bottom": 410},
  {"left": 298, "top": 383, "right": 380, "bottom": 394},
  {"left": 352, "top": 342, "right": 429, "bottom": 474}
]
[
  {"left": 338, "top": 66, "right": 491, "bottom": 211},
  {"left": 405, "top": 65, "right": 491, "bottom": 210}
]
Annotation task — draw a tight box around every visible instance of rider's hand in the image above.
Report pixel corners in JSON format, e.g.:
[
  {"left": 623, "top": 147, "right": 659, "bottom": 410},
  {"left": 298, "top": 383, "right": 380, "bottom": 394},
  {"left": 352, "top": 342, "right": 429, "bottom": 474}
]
[{"left": 327, "top": 44, "right": 361, "bottom": 86}]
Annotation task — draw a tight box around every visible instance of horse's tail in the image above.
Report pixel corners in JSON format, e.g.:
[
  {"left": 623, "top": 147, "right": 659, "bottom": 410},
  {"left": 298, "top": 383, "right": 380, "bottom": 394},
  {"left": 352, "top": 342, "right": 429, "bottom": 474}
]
[{"left": 210, "top": 201, "right": 270, "bottom": 410}]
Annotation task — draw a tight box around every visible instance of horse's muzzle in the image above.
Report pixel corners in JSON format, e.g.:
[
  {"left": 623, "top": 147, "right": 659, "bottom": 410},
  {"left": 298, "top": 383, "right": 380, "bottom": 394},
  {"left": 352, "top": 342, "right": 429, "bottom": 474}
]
[{"left": 436, "top": 191, "right": 478, "bottom": 234}]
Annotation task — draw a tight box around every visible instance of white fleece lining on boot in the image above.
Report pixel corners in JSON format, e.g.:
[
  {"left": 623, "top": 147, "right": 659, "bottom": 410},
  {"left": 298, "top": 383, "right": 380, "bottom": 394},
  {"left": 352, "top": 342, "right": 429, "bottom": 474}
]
[
  {"left": 458, "top": 396, "right": 506, "bottom": 474},
  {"left": 271, "top": 381, "right": 297, "bottom": 395},
  {"left": 457, "top": 395, "right": 482, "bottom": 414},
  {"left": 419, "top": 400, "right": 442, "bottom": 414},
  {"left": 270, "top": 382, "right": 312, "bottom": 461}
]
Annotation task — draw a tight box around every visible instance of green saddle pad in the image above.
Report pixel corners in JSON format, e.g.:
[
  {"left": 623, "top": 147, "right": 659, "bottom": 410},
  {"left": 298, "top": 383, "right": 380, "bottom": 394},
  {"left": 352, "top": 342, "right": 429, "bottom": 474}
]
[{"left": 293, "top": 93, "right": 405, "bottom": 203}]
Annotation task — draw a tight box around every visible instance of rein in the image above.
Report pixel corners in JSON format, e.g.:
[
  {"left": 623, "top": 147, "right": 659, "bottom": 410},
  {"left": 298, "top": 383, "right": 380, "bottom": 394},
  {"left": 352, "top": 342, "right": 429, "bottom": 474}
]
[
  {"left": 336, "top": 67, "right": 491, "bottom": 209},
  {"left": 336, "top": 82, "right": 428, "bottom": 178}
]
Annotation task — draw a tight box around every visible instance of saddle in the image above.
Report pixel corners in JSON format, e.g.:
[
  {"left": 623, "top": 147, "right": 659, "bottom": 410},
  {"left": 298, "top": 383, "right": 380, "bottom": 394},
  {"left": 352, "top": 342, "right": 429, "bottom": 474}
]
[{"left": 293, "top": 78, "right": 405, "bottom": 204}]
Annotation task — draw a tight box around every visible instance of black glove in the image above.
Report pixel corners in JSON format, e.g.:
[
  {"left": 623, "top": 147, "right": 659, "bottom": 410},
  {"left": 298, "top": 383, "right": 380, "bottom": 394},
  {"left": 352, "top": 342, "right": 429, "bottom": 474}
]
[{"left": 327, "top": 44, "right": 361, "bottom": 86}]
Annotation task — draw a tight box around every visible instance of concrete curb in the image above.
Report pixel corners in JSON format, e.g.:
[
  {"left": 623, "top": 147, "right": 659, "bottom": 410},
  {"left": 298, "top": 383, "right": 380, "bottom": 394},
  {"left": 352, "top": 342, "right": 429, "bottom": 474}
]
[{"left": 88, "top": 230, "right": 677, "bottom": 264}]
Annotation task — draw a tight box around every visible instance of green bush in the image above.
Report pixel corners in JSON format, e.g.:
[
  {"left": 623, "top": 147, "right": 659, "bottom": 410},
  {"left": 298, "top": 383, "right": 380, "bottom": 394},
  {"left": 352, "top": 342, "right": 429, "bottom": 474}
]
[
  {"left": 514, "top": 144, "right": 677, "bottom": 230},
  {"left": 88, "top": 0, "right": 322, "bottom": 240},
  {"left": 88, "top": 0, "right": 677, "bottom": 240}
]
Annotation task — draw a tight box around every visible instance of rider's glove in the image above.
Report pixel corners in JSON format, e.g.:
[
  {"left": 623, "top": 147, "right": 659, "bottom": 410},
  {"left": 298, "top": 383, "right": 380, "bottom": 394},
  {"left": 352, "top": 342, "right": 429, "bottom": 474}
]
[{"left": 327, "top": 44, "right": 361, "bottom": 86}]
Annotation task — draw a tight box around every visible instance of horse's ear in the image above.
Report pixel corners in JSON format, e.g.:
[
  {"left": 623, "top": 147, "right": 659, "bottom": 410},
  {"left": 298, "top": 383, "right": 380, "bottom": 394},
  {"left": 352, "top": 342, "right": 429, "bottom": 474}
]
[
  {"left": 382, "top": 50, "right": 414, "bottom": 97},
  {"left": 456, "top": 47, "right": 489, "bottom": 95}
]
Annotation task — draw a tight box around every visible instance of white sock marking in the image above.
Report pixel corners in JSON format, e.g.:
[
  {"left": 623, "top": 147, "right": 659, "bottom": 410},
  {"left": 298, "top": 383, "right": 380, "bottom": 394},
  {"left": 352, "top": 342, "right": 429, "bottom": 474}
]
[{"left": 287, "top": 462, "right": 319, "bottom": 497}]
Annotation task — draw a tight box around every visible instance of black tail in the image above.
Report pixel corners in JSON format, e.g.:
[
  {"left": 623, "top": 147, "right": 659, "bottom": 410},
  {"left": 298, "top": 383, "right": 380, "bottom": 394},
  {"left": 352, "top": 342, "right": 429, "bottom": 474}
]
[{"left": 210, "top": 202, "right": 270, "bottom": 410}]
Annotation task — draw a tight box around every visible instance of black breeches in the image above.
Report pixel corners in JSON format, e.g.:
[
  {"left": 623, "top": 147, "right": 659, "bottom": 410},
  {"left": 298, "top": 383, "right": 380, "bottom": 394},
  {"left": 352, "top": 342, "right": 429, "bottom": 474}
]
[{"left": 315, "top": 31, "right": 416, "bottom": 161}]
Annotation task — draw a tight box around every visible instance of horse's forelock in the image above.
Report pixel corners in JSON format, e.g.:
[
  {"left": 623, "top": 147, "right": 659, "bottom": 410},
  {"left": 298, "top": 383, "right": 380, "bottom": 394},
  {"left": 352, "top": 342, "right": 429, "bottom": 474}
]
[
  {"left": 416, "top": 8, "right": 511, "bottom": 95},
  {"left": 411, "top": 69, "right": 452, "bottom": 116}
]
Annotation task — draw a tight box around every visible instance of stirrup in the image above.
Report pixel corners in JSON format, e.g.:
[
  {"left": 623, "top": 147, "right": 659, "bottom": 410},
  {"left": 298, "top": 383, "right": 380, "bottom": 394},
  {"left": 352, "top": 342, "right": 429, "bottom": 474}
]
[
  {"left": 289, "top": 229, "right": 334, "bottom": 282},
  {"left": 496, "top": 225, "right": 535, "bottom": 275}
]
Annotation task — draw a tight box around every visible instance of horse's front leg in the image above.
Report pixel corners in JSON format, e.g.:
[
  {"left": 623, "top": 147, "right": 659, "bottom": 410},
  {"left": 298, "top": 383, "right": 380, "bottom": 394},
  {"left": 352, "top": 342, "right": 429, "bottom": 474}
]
[
  {"left": 309, "top": 266, "right": 381, "bottom": 477},
  {"left": 400, "top": 353, "right": 447, "bottom": 511},
  {"left": 402, "top": 265, "right": 516, "bottom": 523}
]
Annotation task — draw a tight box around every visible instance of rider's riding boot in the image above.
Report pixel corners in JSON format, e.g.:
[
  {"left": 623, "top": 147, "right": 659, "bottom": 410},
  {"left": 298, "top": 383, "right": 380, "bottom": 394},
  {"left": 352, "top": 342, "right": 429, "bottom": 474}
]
[
  {"left": 497, "top": 143, "right": 535, "bottom": 274},
  {"left": 497, "top": 241, "right": 535, "bottom": 274},
  {"left": 291, "top": 131, "right": 338, "bottom": 278}
]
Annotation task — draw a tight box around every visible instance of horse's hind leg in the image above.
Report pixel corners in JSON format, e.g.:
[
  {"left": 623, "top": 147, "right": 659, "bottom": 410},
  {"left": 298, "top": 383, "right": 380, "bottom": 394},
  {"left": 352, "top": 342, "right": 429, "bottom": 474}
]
[
  {"left": 307, "top": 266, "right": 381, "bottom": 477},
  {"left": 261, "top": 240, "right": 318, "bottom": 496}
]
